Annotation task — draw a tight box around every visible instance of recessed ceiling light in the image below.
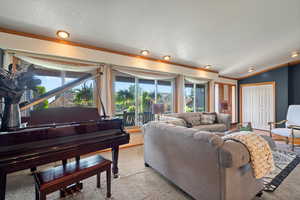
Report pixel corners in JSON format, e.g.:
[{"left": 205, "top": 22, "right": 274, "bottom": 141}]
[
  {"left": 140, "top": 50, "right": 150, "bottom": 56},
  {"left": 291, "top": 51, "right": 300, "bottom": 58},
  {"left": 205, "top": 65, "right": 212, "bottom": 69},
  {"left": 248, "top": 67, "right": 255, "bottom": 73},
  {"left": 56, "top": 30, "right": 70, "bottom": 39},
  {"left": 163, "top": 55, "right": 171, "bottom": 61}
]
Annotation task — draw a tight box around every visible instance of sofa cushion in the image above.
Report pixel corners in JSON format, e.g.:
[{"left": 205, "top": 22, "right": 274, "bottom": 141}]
[
  {"left": 176, "top": 112, "right": 202, "bottom": 126},
  {"left": 193, "top": 123, "right": 227, "bottom": 132},
  {"left": 200, "top": 112, "right": 217, "bottom": 125},
  {"left": 160, "top": 116, "right": 187, "bottom": 127}
]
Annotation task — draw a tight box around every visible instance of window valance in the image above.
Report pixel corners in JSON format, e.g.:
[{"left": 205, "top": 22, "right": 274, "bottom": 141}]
[
  {"left": 112, "top": 66, "right": 177, "bottom": 80},
  {"left": 184, "top": 76, "right": 209, "bottom": 84},
  {"left": 10, "top": 51, "right": 101, "bottom": 72}
]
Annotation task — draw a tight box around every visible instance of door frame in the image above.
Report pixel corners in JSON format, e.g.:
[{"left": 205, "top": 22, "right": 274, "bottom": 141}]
[
  {"left": 214, "top": 82, "right": 238, "bottom": 123},
  {"left": 239, "top": 81, "right": 276, "bottom": 125}
]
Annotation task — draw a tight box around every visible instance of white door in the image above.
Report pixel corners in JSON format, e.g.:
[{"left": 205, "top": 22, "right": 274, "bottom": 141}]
[{"left": 241, "top": 83, "right": 275, "bottom": 130}]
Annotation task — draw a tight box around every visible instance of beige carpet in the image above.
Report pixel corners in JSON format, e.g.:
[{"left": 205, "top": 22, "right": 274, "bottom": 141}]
[{"left": 5, "top": 145, "right": 300, "bottom": 200}]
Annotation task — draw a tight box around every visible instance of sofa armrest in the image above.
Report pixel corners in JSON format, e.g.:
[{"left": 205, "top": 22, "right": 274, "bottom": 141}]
[
  {"left": 217, "top": 113, "right": 232, "bottom": 130},
  {"left": 219, "top": 140, "right": 250, "bottom": 168}
]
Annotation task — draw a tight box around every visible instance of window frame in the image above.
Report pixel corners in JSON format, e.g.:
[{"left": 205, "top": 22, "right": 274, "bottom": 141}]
[
  {"left": 32, "top": 69, "right": 96, "bottom": 108},
  {"left": 184, "top": 81, "right": 208, "bottom": 113},
  {"left": 113, "top": 72, "right": 175, "bottom": 126}
]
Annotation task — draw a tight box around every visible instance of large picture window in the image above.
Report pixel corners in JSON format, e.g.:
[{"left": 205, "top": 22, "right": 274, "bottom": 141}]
[
  {"left": 114, "top": 74, "right": 174, "bottom": 127},
  {"left": 184, "top": 80, "right": 207, "bottom": 112},
  {"left": 33, "top": 69, "right": 95, "bottom": 110},
  {"left": 19, "top": 63, "right": 96, "bottom": 116}
]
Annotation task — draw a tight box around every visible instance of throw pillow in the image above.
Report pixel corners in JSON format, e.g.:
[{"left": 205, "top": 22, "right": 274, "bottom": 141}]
[
  {"left": 179, "top": 113, "right": 201, "bottom": 127},
  {"left": 201, "top": 112, "right": 217, "bottom": 125}
]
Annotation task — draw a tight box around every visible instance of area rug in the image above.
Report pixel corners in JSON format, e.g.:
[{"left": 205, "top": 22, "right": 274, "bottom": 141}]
[{"left": 263, "top": 150, "right": 300, "bottom": 192}]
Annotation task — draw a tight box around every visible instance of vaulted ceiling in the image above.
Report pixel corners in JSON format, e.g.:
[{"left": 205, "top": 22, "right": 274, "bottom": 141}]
[{"left": 0, "top": 0, "right": 300, "bottom": 78}]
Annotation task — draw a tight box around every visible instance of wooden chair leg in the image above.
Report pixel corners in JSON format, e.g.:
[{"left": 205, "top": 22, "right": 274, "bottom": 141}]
[
  {"left": 106, "top": 168, "right": 111, "bottom": 198},
  {"left": 291, "top": 130, "right": 295, "bottom": 151},
  {"left": 97, "top": 172, "right": 101, "bottom": 188},
  {"left": 286, "top": 137, "right": 289, "bottom": 144}
]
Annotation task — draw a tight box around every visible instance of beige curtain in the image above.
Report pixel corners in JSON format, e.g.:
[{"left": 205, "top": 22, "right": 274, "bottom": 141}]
[
  {"left": 96, "top": 64, "right": 113, "bottom": 117},
  {"left": 176, "top": 75, "right": 185, "bottom": 113},
  {"left": 185, "top": 76, "right": 209, "bottom": 84},
  {"left": 14, "top": 54, "right": 99, "bottom": 72},
  {"left": 113, "top": 66, "right": 177, "bottom": 80}
]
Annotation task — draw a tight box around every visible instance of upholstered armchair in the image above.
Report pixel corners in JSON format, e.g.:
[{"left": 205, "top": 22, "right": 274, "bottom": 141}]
[{"left": 269, "top": 105, "right": 300, "bottom": 151}]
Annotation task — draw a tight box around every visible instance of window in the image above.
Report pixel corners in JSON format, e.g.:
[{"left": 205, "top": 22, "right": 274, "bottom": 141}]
[
  {"left": 184, "top": 80, "right": 207, "bottom": 112},
  {"left": 22, "top": 67, "right": 96, "bottom": 114},
  {"left": 114, "top": 74, "right": 174, "bottom": 127},
  {"left": 157, "top": 80, "right": 173, "bottom": 113},
  {"left": 114, "top": 76, "right": 136, "bottom": 126}
]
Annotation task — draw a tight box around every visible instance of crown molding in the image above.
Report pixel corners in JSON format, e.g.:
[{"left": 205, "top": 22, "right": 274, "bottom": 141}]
[
  {"left": 218, "top": 75, "right": 239, "bottom": 81},
  {"left": 237, "top": 59, "right": 300, "bottom": 80},
  {"left": 0, "top": 27, "right": 218, "bottom": 74}
]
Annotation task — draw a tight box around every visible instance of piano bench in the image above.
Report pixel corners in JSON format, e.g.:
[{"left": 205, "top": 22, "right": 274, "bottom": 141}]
[{"left": 33, "top": 155, "right": 112, "bottom": 200}]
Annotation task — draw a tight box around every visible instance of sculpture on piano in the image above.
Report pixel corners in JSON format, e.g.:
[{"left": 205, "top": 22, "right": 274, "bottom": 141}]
[{"left": 0, "top": 64, "right": 41, "bottom": 131}]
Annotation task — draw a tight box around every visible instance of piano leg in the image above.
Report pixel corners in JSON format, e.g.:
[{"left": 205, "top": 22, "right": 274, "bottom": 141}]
[
  {"left": 112, "top": 146, "right": 119, "bottom": 178},
  {"left": 0, "top": 171, "right": 6, "bottom": 200}
]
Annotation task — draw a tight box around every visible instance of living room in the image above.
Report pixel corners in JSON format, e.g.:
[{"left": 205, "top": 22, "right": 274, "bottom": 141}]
[{"left": 0, "top": 0, "right": 300, "bottom": 200}]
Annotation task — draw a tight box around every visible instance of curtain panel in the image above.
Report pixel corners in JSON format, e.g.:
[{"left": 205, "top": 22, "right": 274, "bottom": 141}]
[
  {"left": 14, "top": 54, "right": 100, "bottom": 72},
  {"left": 176, "top": 75, "right": 185, "bottom": 113},
  {"left": 96, "top": 65, "right": 113, "bottom": 117}
]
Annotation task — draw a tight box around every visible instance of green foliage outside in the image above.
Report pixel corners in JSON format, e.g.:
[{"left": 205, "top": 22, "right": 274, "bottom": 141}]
[
  {"left": 115, "top": 85, "right": 164, "bottom": 114},
  {"left": 73, "top": 83, "right": 94, "bottom": 106},
  {"left": 33, "top": 86, "right": 49, "bottom": 110}
]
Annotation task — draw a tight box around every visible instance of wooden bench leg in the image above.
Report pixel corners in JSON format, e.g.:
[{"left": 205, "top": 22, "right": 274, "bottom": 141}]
[
  {"left": 97, "top": 173, "right": 101, "bottom": 188},
  {"left": 35, "top": 186, "right": 39, "bottom": 200},
  {"left": 39, "top": 192, "right": 46, "bottom": 200},
  {"left": 106, "top": 167, "right": 111, "bottom": 198},
  {"left": 0, "top": 171, "right": 7, "bottom": 200}
]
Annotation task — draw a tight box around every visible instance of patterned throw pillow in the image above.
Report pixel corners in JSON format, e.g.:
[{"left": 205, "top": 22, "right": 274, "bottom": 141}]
[
  {"left": 200, "top": 112, "right": 217, "bottom": 125},
  {"left": 178, "top": 113, "right": 201, "bottom": 127}
]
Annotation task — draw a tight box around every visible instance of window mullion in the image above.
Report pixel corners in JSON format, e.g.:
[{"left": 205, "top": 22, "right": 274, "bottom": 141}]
[
  {"left": 61, "top": 71, "right": 66, "bottom": 107},
  {"left": 193, "top": 83, "right": 196, "bottom": 112},
  {"left": 135, "top": 77, "right": 138, "bottom": 126},
  {"left": 155, "top": 80, "right": 158, "bottom": 103}
]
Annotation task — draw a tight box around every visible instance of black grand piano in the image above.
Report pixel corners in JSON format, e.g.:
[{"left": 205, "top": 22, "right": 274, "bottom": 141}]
[
  {"left": 0, "top": 107, "right": 130, "bottom": 200},
  {"left": 0, "top": 68, "right": 130, "bottom": 200}
]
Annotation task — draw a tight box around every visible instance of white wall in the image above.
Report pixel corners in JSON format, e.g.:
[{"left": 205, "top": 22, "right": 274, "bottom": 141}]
[
  {"left": 0, "top": 32, "right": 219, "bottom": 80},
  {"left": 0, "top": 31, "right": 237, "bottom": 112}
]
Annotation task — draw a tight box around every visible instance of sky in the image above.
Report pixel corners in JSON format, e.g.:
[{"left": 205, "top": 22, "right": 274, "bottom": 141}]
[
  {"left": 36, "top": 75, "right": 172, "bottom": 102},
  {"left": 36, "top": 76, "right": 94, "bottom": 92}
]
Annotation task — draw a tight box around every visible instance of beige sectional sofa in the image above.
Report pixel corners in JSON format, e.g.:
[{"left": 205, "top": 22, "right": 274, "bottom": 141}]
[
  {"left": 143, "top": 121, "right": 263, "bottom": 200},
  {"left": 163, "top": 112, "right": 232, "bottom": 132}
]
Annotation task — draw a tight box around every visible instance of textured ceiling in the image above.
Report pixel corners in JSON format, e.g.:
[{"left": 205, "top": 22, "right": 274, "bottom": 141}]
[{"left": 0, "top": 0, "right": 300, "bottom": 78}]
